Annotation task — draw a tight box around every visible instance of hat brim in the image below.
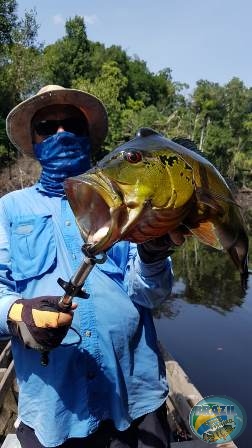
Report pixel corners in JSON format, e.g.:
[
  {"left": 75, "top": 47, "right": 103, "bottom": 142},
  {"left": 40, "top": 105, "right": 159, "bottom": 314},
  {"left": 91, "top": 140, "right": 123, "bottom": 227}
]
[{"left": 6, "top": 88, "right": 108, "bottom": 157}]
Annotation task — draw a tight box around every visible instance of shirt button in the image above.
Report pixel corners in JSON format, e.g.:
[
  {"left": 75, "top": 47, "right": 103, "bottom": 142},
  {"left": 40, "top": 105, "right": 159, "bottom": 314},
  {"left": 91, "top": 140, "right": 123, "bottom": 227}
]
[
  {"left": 65, "top": 220, "right": 71, "bottom": 226},
  {"left": 84, "top": 330, "right": 92, "bottom": 337}
]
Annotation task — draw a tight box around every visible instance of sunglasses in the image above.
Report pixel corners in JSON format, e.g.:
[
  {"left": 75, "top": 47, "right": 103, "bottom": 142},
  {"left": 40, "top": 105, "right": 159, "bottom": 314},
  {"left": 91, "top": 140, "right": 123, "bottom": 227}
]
[{"left": 34, "top": 117, "right": 89, "bottom": 137}]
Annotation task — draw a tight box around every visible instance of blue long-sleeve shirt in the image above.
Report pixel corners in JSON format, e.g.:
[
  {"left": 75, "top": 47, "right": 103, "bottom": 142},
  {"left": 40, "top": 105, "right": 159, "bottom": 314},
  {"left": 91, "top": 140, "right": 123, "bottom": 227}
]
[{"left": 0, "top": 183, "right": 173, "bottom": 447}]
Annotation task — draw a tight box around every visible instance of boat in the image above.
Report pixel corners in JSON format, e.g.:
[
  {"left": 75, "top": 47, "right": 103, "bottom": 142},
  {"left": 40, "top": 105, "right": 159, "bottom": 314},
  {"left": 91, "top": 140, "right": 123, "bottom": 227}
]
[
  {"left": 163, "top": 348, "right": 238, "bottom": 447},
  {"left": 0, "top": 340, "right": 238, "bottom": 448}
]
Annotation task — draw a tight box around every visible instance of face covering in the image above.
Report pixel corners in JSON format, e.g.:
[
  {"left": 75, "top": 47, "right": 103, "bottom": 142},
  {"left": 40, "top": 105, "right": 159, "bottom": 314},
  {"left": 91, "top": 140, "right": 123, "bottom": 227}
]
[{"left": 33, "top": 132, "right": 91, "bottom": 196}]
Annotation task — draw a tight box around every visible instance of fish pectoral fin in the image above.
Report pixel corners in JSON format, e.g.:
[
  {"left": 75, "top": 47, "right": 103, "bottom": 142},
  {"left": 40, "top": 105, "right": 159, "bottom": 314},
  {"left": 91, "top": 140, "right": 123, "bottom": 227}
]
[
  {"left": 187, "top": 221, "right": 223, "bottom": 250},
  {"left": 196, "top": 187, "right": 240, "bottom": 213}
]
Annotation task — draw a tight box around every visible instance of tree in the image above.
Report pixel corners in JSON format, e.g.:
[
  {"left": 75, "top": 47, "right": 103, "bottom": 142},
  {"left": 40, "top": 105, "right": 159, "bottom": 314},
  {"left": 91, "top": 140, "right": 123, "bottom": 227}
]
[
  {"left": 121, "top": 100, "right": 164, "bottom": 140},
  {"left": 0, "top": 0, "right": 17, "bottom": 47},
  {"left": 1, "top": 4, "right": 251, "bottom": 190},
  {"left": 125, "top": 57, "right": 154, "bottom": 104},
  {"left": 222, "top": 78, "right": 252, "bottom": 181},
  {"left": 0, "top": 0, "right": 18, "bottom": 114},
  {"left": 190, "top": 80, "right": 225, "bottom": 149},
  {"left": 73, "top": 61, "right": 128, "bottom": 155},
  {"left": 0, "top": 8, "right": 43, "bottom": 116},
  {"left": 202, "top": 123, "right": 234, "bottom": 173},
  {"left": 224, "top": 78, "right": 250, "bottom": 138},
  {"left": 13, "top": 7, "right": 40, "bottom": 48},
  {"left": 147, "top": 68, "right": 177, "bottom": 114},
  {"left": 87, "top": 42, "right": 130, "bottom": 86},
  {"left": 42, "top": 16, "right": 91, "bottom": 87}
]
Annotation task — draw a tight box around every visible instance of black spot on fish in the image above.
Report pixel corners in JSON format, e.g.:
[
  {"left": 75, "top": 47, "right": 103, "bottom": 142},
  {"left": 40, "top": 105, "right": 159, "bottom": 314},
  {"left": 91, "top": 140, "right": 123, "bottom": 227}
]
[{"left": 159, "top": 155, "right": 179, "bottom": 166}]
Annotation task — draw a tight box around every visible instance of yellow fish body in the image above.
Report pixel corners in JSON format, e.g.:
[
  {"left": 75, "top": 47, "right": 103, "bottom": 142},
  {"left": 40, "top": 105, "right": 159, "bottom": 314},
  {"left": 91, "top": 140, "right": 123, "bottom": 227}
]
[{"left": 64, "top": 128, "right": 249, "bottom": 288}]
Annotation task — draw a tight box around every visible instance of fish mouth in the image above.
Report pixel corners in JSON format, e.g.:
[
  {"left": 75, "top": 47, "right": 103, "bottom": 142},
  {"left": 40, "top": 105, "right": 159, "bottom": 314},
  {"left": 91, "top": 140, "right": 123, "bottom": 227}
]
[{"left": 64, "top": 173, "right": 144, "bottom": 254}]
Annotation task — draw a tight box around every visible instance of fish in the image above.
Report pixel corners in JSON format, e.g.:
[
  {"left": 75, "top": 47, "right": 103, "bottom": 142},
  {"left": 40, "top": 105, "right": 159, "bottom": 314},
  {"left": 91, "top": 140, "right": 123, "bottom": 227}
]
[
  {"left": 64, "top": 127, "right": 249, "bottom": 289},
  {"left": 203, "top": 424, "right": 235, "bottom": 442}
]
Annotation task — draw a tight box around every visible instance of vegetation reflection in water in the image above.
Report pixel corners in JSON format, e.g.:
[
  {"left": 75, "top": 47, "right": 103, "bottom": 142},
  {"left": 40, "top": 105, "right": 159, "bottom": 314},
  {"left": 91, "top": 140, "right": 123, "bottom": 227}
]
[{"left": 153, "top": 236, "right": 252, "bottom": 319}]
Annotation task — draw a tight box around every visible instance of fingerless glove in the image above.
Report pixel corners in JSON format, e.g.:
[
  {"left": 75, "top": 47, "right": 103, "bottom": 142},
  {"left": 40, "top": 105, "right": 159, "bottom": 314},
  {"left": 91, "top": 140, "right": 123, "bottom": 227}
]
[
  {"left": 137, "top": 234, "right": 174, "bottom": 264},
  {"left": 7, "top": 296, "right": 73, "bottom": 350}
]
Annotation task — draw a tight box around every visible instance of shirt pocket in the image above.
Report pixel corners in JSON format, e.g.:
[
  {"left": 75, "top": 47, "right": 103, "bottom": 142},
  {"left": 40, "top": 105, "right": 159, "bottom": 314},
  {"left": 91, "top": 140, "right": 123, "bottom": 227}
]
[{"left": 10, "top": 214, "right": 56, "bottom": 281}]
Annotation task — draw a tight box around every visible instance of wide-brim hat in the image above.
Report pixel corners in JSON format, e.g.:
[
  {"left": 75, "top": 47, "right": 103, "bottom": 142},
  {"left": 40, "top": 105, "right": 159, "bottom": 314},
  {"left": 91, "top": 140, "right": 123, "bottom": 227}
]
[{"left": 6, "top": 85, "right": 108, "bottom": 157}]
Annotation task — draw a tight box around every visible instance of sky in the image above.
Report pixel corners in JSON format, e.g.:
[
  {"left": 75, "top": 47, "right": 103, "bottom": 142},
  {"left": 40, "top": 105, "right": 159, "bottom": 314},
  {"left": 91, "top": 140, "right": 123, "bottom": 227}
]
[{"left": 18, "top": 0, "right": 252, "bottom": 91}]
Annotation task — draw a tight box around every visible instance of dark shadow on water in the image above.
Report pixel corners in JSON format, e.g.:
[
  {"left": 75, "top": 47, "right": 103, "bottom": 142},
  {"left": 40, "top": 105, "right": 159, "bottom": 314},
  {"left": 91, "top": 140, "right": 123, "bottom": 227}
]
[{"left": 153, "top": 238, "right": 249, "bottom": 320}]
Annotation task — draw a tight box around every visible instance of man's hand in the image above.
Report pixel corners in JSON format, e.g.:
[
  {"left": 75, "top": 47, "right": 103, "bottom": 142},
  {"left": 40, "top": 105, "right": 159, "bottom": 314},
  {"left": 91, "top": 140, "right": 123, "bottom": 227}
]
[
  {"left": 137, "top": 229, "right": 186, "bottom": 264},
  {"left": 7, "top": 296, "right": 77, "bottom": 351}
]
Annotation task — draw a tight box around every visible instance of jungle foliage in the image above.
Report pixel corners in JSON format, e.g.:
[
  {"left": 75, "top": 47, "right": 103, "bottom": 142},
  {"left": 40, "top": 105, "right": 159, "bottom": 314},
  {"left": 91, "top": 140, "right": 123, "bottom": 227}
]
[{"left": 0, "top": 1, "right": 251, "bottom": 187}]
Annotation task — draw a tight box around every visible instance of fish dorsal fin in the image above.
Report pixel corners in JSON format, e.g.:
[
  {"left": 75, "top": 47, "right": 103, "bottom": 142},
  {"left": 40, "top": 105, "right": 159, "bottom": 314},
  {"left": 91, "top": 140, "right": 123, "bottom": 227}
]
[
  {"left": 136, "top": 127, "right": 160, "bottom": 137},
  {"left": 172, "top": 137, "right": 204, "bottom": 157}
]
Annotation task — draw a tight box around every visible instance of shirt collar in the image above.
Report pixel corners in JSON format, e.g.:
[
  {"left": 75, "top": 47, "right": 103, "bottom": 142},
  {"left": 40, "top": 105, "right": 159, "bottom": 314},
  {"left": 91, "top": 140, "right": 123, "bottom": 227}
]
[{"left": 35, "top": 181, "right": 67, "bottom": 198}]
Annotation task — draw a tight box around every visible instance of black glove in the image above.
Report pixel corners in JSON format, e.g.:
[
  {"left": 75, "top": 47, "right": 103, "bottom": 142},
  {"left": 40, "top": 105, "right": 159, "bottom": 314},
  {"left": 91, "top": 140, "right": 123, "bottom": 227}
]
[
  {"left": 137, "top": 234, "right": 175, "bottom": 264},
  {"left": 7, "top": 296, "right": 74, "bottom": 351}
]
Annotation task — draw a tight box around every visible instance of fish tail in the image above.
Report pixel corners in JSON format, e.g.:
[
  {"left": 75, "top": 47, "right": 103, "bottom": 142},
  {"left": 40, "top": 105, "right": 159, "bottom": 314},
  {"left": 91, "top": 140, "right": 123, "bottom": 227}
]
[
  {"left": 240, "top": 271, "right": 249, "bottom": 293},
  {"left": 227, "top": 244, "right": 249, "bottom": 292}
]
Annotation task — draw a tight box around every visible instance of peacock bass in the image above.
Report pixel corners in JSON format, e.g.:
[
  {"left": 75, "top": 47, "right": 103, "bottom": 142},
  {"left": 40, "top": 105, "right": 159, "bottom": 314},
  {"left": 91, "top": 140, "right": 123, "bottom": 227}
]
[{"left": 64, "top": 128, "right": 249, "bottom": 289}]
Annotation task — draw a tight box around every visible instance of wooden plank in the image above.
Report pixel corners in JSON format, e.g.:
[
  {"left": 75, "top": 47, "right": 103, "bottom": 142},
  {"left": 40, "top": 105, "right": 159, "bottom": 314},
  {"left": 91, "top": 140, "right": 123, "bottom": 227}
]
[
  {"left": 1, "top": 433, "right": 21, "bottom": 448},
  {"left": 165, "top": 357, "right": 203, "bottom": 436},
  {"left": 0, "top": 367, "right": 7, "bottom": 377},
  {"left": 0, "top": 340, "right": 11, "bottom": 366},
  {"left": 0, "top": 360, "right": 15, "bottom": 408}
]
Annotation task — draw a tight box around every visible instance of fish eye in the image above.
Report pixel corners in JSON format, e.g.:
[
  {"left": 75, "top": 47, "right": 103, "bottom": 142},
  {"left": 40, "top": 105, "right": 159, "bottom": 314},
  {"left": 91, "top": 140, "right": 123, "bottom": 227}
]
[{"left": 124, "top": 151, "right": 142, "bottom": 163}]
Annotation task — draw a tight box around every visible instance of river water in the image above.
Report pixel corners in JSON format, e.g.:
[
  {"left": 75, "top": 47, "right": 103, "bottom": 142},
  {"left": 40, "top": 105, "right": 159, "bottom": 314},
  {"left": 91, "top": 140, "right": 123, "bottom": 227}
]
[{"left": 154, "top": 240, "right": 252, "bottom": 448}]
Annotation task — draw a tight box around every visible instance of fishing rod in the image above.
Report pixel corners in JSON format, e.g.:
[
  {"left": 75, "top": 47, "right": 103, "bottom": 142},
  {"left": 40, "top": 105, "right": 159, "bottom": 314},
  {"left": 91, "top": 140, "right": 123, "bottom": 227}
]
[{"left": 40, "top": 245, "right": 107, "bottom": 366}]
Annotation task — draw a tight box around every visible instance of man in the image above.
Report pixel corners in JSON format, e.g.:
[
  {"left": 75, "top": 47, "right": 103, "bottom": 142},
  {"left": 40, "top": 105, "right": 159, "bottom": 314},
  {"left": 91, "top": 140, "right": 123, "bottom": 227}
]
[{"left": 0, "top": 85, "right": 176, "bottom": 448}]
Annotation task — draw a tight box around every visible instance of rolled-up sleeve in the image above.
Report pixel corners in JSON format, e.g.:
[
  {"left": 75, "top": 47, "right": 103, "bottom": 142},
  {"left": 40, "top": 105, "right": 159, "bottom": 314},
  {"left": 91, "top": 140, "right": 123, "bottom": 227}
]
[
  {"left": 125, "top": 243, "right": 173, "bottom": 309},
  {"left": 0, "top": 200, "right": 20, "bottom": 335}
]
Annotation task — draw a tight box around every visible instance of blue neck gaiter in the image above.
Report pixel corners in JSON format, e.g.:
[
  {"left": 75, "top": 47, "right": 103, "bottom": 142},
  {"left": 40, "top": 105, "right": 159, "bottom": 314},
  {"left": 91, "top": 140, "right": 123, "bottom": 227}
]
[{"left": 33, "top": 132, "right": 91, "bottom": 196}]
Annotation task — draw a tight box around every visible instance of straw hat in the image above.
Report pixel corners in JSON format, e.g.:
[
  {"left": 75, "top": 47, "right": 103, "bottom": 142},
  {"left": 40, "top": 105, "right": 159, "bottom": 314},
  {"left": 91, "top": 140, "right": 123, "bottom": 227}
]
[{"left": 6, "top": 85, "right": 108, "bottom": 157}]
